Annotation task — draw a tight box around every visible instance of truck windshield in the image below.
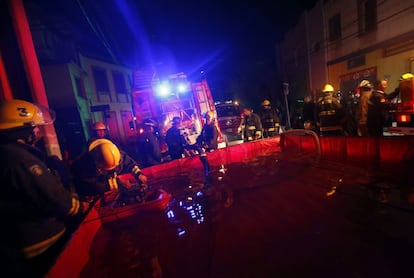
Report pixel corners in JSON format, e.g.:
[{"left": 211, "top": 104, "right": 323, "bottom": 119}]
[{"left": 216, "top": 105, "right": 240, "bottom": 117}]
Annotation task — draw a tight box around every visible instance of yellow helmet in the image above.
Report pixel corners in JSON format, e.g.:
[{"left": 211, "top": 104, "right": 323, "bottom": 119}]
[
  {"left": 322, "top": 84, "right": 334, "bottom": 93},
  {"left": 261, "top": 99, "right": 271, "bottom": 106},
  {"left": 205, "top": 111, "right": 215, "bottom": 119},
  {"left": 0, "top": 99, "right": 55, "bottom": 131},
  {"left": 400, "top": 73, "right": 414, "bottom": 81},
  {"left": 92, "top": 122, "right": 107, "bottom": 131},
  {"left": 358, "top": 80, "right": 373, "bottom": 89},
  {"left": 88, "top": 138, "right": 121, "bottom": 171}
]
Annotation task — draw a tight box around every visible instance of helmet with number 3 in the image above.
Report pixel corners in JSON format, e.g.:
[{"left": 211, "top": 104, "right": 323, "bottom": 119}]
[{"left": 0, "top": 99, "right": 55, "bottom": 131}]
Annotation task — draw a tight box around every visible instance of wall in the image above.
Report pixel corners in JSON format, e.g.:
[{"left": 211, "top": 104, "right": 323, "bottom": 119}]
[{"left": 80, "top": 55, "right": 134, "bottom": 145}]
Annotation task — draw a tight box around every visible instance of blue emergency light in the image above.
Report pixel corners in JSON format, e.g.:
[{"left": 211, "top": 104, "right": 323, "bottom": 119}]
[
  {"left": 154, "top": 82, "right": 171, "bottom": 97},
  {"left": 154, "top": 80, "right": 189, "bottom": 97},
  {"left": 177, "top": 83, "right": 189, "bottom": 93}
]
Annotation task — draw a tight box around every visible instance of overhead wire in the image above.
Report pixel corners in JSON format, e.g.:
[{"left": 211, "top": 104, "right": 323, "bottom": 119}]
[{"left": 75, "top": 0, "right": 119, "bottom": 64}]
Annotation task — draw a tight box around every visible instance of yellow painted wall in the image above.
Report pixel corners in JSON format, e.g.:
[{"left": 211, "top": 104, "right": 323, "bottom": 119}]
[{"left": 328, "top": 48, "right": 414, "bottom": 90}]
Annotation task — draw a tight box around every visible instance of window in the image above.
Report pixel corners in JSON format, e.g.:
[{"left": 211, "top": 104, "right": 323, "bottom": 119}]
[
  {"left": 92, "top": 67, "right": 109, "bottom": 93},
  {"left": 328, "top": 13, "right": 341, "bottom": 41},
  {"left": 112, "top": 71, "right": 127, "bottom": 94},
  {"left": 347, "top": 55, "right": 366, "bottom": 69},
  {"left": 358, "top": 0, "right": 377, "bottom": 34},
  {"left": 75, "top": 77, "right": 86, "bottom": 99}
]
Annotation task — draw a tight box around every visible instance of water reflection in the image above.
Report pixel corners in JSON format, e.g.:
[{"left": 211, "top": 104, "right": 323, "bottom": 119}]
[
  {"left": 166, "top": 190, "right": 207, "bottom": 237},
  {"left": 161, "top": 159, "right": 234, "bottom": 239}
]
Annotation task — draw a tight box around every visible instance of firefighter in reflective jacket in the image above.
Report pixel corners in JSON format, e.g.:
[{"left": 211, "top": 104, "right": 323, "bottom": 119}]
[
  {"left": 0, "top": 99, "right": 84, "bottom": 275},
  {"left": 71, "top": 138, "right": 148, "bottom": 197},
  {"left": 260, "top": 99, "right": 280, "bottom": 137},
  {"left": 240, "top": 107, "right": 263, "bottom": 141},
  {"left": 316, "top": 84, "right": 346, "bottom": 136}
]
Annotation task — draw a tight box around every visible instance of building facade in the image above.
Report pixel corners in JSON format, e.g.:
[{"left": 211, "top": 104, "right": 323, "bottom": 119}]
[
  {"left": 23, "top": 0, "right": 139, "bottom": 158},
  {"left": 324, "top": 0, "right": 414, "bottom": 94},
  {"left": 276, "top": 0, "right": 414, "bottom": 100},
  {"left": 41, "top": 55, "right": 136, "bottom": 157}
]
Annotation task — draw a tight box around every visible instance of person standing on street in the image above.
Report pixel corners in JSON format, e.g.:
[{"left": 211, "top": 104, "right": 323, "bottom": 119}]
[
  {"left": 260, "top": 99, "right": 280, "bottom": 138},
  {"left": 87, "top": 121, "right": 111, "bottom": 146},
  {"left": 367, "top": 79, "right": 399, "bottom": 136},
  {"left": 240, "top": 107, "right": 263, "bottom": 142},
  {"left": 355, "top": 80, "right": 374, "bottom": 136},
  {"left": 165, "top": 116, "right": 187, "bottom": 160},
  {"left": 136, "top": 119, "right": 162, "bottom": 168},
  {"left": 196, "top": 111, "right": 219, "bottom": 151},
  {"left": 316, "top": 83, "right": 346, "bottom": 136}
]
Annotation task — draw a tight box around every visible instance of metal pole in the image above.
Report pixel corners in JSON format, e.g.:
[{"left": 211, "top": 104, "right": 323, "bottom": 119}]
[
  {"left": 283, "top": 83, "right": 291, "bottom": 130},
  {"left": 9, "top": 0, "right": 62, "bottom": 159},
  {"left": 0, "top": 50, "right": 13, "bottom": 100}
]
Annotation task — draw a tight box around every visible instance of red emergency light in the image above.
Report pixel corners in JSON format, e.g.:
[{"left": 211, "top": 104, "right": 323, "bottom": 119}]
[{"left": 397, "top": 114, "right": 411, "bottom": 123}]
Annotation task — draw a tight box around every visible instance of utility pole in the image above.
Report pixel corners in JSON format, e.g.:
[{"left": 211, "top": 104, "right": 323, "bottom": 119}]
[
  {"left": 8, "top": 0, "right": 62, "bottom": 159},
  {"left": 283, "top": 83, "right": 291, "bottom": 130}
]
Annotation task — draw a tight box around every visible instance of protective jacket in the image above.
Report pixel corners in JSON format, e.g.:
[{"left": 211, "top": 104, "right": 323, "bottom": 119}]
[
  {"left": 71, "top": 150, "right": 143, "bottom": 197},
  {"left": 316, "top": 94, "right": 345, "bottom": 135},
  {"left": 241, "top": 113, "right": 263, "bottom": 141},
  {"left": 196, "top": 122, "right": 218, "bottom": 151},
  {"left": 0, "top": 142, "right": 82, "bottom": 260},
  {"left": 260, "top": 108, "right": 280, "bottom": 137},
  {"left": 366, "top": 89, "right": 398, "bottom": 136},
  {"left": 165, "top": 126, "right": 187, "bottom": 160},
  {"left": 137, "top": 131, "right": 161, "bottom": 168}
]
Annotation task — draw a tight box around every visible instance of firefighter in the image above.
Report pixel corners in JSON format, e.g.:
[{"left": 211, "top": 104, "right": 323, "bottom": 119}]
[
  {"left": 355, "top": 80, "right": 374, "bottom": 136},
  {"left": 136, "top": 118, "right": 162, "bottom": 168},
  {"left": 196, "top": 111, "right": 219, "bottom": 151},
  {"left": 87, "top": 121, "right": 112, "bottom": 147},
  {"left": 165, "top": 116, "right": 187, "bottom": 160},
  {"left": 260, "top": 99, "right": 280, "bottom": 137},
  {"left": 367, "top": 78, "right": 400, "bottom": 136},
  {"left": 0, "top": 99, "right": 85, "bottom": 276},
  {"left": 186, "top": 111, "right": 218, "bottom": 179},
  {"left": 240, "top": 107, "right": 263, "bottom": 141},
  {"left": 71, "top": 138, "right": 148, "bottom": 197},
  {"left": 316, "top": 83, "right": 346, "bottom": 136}
]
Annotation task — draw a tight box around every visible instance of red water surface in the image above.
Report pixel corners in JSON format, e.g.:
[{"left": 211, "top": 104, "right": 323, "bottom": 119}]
[{"left": 47, "top": 136, "right": 414, "bottom": 278}]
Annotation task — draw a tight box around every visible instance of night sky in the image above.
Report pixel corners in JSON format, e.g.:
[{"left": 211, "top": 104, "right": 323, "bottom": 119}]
[
  {"left": 119, "top": 0, "right": 317, "bottom": 70},
  {"left": 28, "top": 0, "right": 317, "bottom": 104},
  {"left": 91, "top": 0, "right": 317, "bottom": 73}
]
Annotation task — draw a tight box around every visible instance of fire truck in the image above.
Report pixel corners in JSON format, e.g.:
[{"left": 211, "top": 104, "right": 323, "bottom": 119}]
[
  {"left": 385, "top": 73, "right": 414, "bottom": 136},
  {"left": 130, "top": 71, "right": 225, "bottom": 148}
]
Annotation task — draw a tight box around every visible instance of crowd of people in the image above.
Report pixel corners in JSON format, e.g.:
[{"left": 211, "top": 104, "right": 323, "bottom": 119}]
[
  {"left": 225, "top": 74, "right": 409, "bottom": 140},
  {"left": 237, "top": 100, "right": 281, "bottom": 142},
  {"left": 290, "top": 73, "right": 412, "bottom": 137},
  {"left": 306, "top": 76, "right": 402, "bottom": 137}
]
